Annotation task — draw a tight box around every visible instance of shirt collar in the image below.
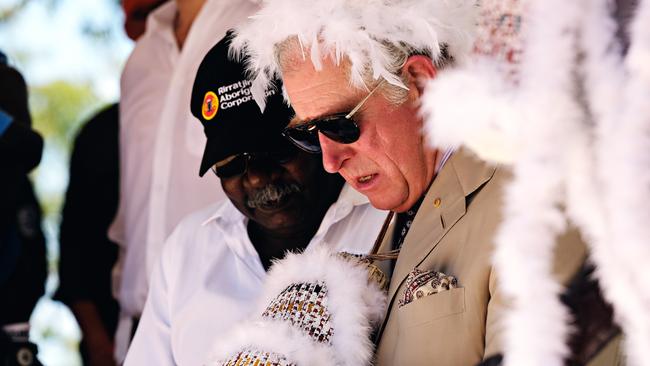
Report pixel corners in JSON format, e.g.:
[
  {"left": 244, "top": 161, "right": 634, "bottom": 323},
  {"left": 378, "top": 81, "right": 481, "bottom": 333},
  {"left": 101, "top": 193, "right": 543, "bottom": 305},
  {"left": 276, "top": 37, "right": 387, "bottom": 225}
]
[
  {"left": 200, "top": 183, "right": 367, "bottom": 227},
  {"left": 143, "top": 1, "right": 178, "bottom": 46},
  {"left": 437, "top": 148, "right": 454, "bottom": 174},
  {"left": 310, "top": 184, "right": 369, "bottom": 240},
  {"left": 338, "top": 183, "right": 370, "bottom": 207},
  {"left": 144, "top": 0, "right": 261, "bottom": 38},
  {"left": 201, "top": 199, "right": 244, "bottom": 227}
]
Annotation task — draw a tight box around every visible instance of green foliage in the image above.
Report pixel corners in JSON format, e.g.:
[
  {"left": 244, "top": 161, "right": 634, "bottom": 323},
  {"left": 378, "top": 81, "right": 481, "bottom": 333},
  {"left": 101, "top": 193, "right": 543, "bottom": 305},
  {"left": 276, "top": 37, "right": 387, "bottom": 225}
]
[
  {"left": 29, "top": 80, "right": 105, "bottom": 152},
  {"left": 28, "top": 80, "right": 107, "bottom": 222}
]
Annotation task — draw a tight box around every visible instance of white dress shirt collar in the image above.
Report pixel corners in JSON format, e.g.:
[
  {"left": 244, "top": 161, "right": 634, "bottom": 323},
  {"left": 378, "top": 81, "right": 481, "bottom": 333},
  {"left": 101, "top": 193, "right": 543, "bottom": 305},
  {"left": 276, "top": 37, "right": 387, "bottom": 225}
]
[
  {"left": 202, "top": 184, "right": 368, "bottom": 227},
  {"left": 143, "top": 1, "right": 177, "bottom": 47},
  {"left": 201, "top": 184, "right": 373, "bottom": 254}
]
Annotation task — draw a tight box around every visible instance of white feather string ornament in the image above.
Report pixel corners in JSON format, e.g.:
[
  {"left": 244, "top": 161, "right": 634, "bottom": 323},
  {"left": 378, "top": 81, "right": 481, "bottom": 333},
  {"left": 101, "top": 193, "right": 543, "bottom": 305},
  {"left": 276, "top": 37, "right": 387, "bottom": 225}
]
[
  {"left": 492, "top": 0, "right": 585, "bottom": 364},
  {"left": 422, "top": 0, "right": 580, "bottom": 360},
  {"left": 568, "top": 0, "right": 632, "bottom": 358},
  {"left": 581, "top": 0, "right": 650, "bottom": 364},
  {"left": 230, "top": 0, "right": 478, "bottom": 110},
  {"left": 616, "top": 0, "right": 650, "bottom": 319},
  {"left": 618, "top": 0, "right": 650, "bottom": 359}
]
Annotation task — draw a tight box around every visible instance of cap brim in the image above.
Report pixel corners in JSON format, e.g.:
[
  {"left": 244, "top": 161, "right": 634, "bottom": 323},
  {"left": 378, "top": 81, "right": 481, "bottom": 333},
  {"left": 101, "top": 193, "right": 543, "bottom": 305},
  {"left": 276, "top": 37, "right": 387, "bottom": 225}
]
[
  {"left": 198, "top": 137, "right": 222, "bottom": 177},
  {"left": 198, "top": 131, "right": 296, "bottom": 177}
]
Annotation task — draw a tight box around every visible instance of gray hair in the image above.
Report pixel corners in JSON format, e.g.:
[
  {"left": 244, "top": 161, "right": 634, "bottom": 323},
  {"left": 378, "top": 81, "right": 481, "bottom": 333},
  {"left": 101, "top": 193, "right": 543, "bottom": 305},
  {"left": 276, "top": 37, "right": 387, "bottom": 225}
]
[{"left": 274, "top": 37, "right": 453, "bottom": 105}]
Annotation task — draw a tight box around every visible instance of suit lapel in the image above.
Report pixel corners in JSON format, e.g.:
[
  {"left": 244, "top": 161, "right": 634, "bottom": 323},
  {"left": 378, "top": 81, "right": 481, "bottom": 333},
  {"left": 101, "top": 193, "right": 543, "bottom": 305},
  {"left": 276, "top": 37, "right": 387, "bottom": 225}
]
[
  {"left": 386, "top": 148, "right": 498, "bottom": 307},
  {"left": 386, "top": 165, "right": 464, "bottom": 302}
]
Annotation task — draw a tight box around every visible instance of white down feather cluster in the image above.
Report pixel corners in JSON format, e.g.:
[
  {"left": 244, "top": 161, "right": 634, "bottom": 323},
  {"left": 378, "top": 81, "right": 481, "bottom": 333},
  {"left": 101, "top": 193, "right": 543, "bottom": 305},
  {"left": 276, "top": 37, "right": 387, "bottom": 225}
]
[
  {"left": 230, "top": 0, "right": 478, "bottom": 109},
  {"left": 207, "top": 246, "right": 387, "bottom": 366},
  {"left": 421, "top": 0, "right": 524, "bottom": 164},
  {"left": 420, "top": 57, "right": 523, "bottom": 164}
]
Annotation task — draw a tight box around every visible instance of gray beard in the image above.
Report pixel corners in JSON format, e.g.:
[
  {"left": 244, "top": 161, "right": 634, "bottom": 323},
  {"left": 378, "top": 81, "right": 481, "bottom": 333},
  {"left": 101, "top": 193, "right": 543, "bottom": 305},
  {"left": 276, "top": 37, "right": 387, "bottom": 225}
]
[{"left": 246, "top": 183, "right": 301, "bottom": 209}]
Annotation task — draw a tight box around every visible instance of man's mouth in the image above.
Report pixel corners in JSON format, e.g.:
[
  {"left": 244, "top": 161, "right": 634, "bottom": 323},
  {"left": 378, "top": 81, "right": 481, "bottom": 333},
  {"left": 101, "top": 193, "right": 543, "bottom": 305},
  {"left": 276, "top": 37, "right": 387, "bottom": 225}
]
[
  {"left": 357, "top": 174, "right": 374, "bottom": 184},
  {"left": 352, "top": 173, "right": 379, "bottom": 191},
  {"left": 256, "top": 193, "right": 293, "bottom": 211},
  {"left": 247, "top": 183, "right": 301, "bottom": 211}
]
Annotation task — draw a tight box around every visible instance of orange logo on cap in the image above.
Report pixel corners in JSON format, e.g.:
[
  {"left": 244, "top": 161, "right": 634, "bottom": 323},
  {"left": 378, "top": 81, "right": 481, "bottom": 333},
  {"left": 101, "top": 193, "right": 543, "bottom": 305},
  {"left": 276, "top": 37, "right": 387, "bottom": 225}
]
[{"left": 202, "top": 91, "right": 219, "bottom": 120}]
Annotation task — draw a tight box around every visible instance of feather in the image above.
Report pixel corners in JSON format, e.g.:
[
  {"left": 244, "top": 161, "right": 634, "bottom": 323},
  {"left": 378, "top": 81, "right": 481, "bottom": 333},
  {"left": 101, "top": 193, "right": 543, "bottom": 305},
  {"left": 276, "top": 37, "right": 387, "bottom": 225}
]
[
  {"left": 231, "top": 0, "right": 478, "bottom": 108},
  {"left": 207, "top": 246, "right": 386, "bottom": 366}
]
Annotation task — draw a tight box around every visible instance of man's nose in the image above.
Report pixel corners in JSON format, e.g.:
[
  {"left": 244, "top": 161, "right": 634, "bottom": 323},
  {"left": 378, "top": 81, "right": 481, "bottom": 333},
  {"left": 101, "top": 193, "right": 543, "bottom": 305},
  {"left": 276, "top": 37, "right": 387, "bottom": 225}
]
[
  {"left": 318, "top": 132, "right": 353, "bottom": 173},
  {"left": 244, "top": 158, "right": 280, "bottom": 188}
]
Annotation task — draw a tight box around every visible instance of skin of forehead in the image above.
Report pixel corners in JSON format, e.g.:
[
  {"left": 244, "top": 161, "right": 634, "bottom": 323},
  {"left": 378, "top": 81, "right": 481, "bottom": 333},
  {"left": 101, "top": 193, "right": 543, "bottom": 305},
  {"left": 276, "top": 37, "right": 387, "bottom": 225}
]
[{"left": 282, "top": 52, "right": 367, "bottom": 125}]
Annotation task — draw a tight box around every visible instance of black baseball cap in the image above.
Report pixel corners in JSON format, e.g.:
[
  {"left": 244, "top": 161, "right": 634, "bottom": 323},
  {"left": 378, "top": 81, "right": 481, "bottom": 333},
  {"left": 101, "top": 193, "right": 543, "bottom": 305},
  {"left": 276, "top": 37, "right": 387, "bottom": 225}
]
[{"left": 191, "top": 31, "right": 294, "bottom": 177}]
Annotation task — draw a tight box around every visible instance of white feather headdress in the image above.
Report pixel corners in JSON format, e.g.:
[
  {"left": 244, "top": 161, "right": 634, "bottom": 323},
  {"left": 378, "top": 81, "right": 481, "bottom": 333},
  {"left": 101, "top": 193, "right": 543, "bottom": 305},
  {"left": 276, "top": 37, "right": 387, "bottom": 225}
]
[{"left": 230, "top": 0, "right": 479, "bottom": 108}]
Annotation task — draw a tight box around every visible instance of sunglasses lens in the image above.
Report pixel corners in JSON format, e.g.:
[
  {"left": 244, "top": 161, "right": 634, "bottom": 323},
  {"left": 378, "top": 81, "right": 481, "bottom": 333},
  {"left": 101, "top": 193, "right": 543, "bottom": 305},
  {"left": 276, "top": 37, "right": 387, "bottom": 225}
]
[
  {"left": 282, "top": 115, "right": 360, "bottom": 153},
  {"left": 213, "top": 155, "right": 247, "bottom": 178},
  {"left": 319, "top": 117, "right": 360, "bottom": 144},
  {"left": 269, "top": 145, "right": 299, "bottom": 164},
  {"left": 282, "top": 128, "right": 321, "bottom": 153}
]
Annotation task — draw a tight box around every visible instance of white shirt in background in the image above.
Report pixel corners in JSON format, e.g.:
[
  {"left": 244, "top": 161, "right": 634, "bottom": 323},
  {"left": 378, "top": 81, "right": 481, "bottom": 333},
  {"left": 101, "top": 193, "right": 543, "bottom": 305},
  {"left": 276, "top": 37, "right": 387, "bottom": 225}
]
[
  {"left": 109, "top": 2, "right": 178, "bottom": 360},
  {"left": 110, "top": 0, "right": 177, "bottom": 324},
  {"left": 145, "top": 0, "right": 259, "bottom": 282},
  {"left": 110, "top": 0, "right": 259, "bottom": 361},
  {"left": 124, "top": 185, "right": 388, "bottom": 365}
]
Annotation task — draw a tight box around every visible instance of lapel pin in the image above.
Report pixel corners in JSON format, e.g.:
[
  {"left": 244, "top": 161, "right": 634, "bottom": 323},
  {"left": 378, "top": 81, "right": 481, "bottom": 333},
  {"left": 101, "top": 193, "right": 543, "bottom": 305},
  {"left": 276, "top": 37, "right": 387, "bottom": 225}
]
[{"left": 433, "top": 198, "right": 442, "bottom": 208}]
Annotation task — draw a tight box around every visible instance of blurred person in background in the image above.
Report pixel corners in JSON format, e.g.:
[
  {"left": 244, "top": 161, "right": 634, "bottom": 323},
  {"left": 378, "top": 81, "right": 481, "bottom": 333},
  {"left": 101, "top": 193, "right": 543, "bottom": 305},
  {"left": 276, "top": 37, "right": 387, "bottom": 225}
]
[
  {"left": 109, "top": 0, "right": 261, "bottom": 362},
  {"left": 54, "top": 104, "right": 120, "bottom": 366},
  {"left": 0, "top": 51, "right": 47, "bottom": 366}
]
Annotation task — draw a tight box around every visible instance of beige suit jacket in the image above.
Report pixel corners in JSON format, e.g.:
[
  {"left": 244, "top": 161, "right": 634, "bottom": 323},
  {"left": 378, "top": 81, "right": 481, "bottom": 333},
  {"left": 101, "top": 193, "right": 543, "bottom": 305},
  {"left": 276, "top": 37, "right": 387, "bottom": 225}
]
[{"left": 374, "top": 148, "right": 619, "bottom": 365}]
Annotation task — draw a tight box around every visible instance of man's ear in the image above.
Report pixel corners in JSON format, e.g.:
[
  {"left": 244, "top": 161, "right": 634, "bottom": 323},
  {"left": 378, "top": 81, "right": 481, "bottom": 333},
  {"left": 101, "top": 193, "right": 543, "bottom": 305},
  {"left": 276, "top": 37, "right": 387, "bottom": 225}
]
[{"left": 401, "top": 55, "right": 437, "bottom": 98}]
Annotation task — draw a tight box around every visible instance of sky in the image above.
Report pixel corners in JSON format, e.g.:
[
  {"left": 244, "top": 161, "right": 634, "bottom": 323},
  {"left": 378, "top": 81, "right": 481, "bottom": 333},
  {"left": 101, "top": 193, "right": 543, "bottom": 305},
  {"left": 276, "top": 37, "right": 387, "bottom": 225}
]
[{"left": 0, "top": 0, "right": 133, "bottom": 100}]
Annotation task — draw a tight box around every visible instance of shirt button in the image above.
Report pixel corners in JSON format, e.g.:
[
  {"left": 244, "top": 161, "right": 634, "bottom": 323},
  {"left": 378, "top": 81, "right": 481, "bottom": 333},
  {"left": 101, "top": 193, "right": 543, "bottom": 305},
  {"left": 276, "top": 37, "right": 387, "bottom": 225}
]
[{"left": 433, "top": 198, "right": 442, "bottom": 207}]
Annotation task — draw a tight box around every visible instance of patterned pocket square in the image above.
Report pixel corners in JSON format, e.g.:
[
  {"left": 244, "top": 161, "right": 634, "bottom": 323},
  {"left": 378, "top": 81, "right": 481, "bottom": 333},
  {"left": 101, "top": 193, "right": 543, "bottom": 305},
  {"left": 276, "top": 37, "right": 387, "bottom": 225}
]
[{"left": 398, "top": 268, "right": 458, "bottom": 308}]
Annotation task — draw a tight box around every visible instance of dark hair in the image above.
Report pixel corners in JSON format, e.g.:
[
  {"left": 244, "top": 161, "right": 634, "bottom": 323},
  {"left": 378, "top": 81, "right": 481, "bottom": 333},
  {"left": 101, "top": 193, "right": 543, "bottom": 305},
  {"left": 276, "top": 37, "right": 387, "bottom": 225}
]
[{"left": 0, "top": 54, "right": 31, "bottom": 125}]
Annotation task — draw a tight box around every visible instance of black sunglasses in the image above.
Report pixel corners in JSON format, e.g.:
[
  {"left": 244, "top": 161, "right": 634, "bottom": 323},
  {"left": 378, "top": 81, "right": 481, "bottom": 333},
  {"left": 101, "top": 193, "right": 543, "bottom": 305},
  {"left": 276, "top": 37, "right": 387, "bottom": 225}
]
[
  {"left": 211, "top": 148, "right": 298, "bottom": 178},
  {"left": 282, "top": 80, "right": 384, "bottom": 153}
]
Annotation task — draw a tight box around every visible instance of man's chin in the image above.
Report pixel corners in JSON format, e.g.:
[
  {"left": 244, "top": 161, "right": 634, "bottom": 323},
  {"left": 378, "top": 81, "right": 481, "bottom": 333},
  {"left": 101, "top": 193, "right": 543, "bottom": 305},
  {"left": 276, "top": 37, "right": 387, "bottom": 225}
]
[
  {"left": 363, "top": 188, "right": 414, "bottom": 212},
  {"left": 255, "top": 211, "right": 304, "bottom": 232},
  {"left": 366, "top": 195, "right": 400, "bottom": 212}
]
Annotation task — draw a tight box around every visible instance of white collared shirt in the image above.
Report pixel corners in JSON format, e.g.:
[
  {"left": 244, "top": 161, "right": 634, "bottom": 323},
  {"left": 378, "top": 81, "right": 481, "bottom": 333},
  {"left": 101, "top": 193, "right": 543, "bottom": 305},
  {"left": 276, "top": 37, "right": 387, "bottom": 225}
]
[
  {"left": 124, "top": 184, "right": 388, "bottom": 365},
  {"left": 109, "top": 0, "right": 178, "bottom": 320},
  {"left": 110, "top": 0, "right": 260, "bottom": 361}
]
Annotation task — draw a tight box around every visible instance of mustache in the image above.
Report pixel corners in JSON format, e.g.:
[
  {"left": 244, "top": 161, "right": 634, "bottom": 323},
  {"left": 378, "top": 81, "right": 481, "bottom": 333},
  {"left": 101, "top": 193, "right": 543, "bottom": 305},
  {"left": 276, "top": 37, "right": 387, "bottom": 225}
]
[{"left": 246, "top": 183, "right": 301, "bottom": 208}]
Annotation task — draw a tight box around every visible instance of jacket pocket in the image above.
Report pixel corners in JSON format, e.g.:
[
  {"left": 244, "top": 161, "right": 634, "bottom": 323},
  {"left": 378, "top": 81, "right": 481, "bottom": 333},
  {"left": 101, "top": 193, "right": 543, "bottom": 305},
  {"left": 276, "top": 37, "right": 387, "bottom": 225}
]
[{"left": 398, "top": 287, "right": 466, "bottom": 328}]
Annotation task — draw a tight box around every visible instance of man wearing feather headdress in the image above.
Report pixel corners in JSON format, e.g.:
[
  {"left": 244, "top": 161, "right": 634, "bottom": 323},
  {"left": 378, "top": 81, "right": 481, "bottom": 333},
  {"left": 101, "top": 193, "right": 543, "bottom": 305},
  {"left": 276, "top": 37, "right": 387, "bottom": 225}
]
[{"left": 230, "top": 0, "right": 623, "bottom": 365}]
